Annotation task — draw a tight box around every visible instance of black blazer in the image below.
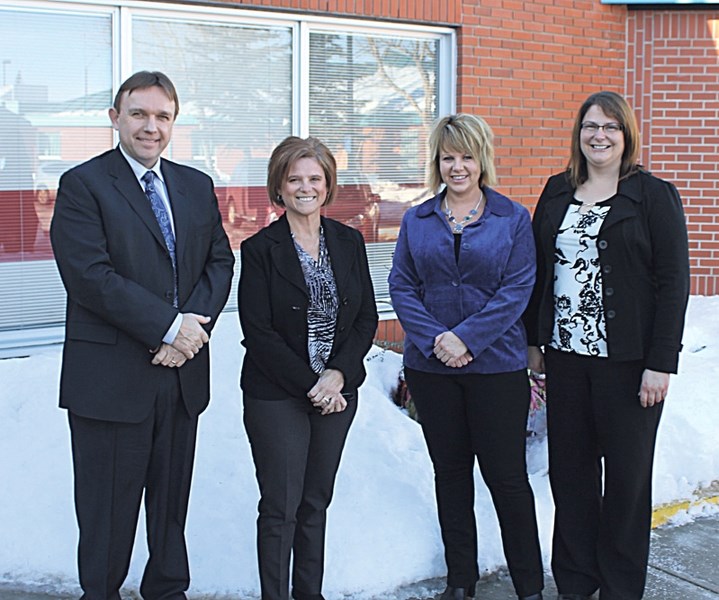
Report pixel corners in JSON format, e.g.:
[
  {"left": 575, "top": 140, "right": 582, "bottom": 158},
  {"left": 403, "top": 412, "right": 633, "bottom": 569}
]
[
  {"left": 50, "top": 148, "right": 235, "bottom": 422},
  {"left": 238, "top": 214, "right": 378, "bottom": 400},
  {"left": 523, "top": 169, "right": 690, "bottom": 373}
]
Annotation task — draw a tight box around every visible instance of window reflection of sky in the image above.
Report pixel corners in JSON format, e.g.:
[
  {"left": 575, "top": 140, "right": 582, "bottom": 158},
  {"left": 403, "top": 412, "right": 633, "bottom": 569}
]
[{"left": 0, "top": 9, "right": 111, "bottom": 103}]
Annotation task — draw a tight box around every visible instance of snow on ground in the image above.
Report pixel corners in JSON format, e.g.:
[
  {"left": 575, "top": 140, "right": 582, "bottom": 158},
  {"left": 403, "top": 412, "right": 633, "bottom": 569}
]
[{"left": 1, "top": 296, "right": 717, "bottom": 598}]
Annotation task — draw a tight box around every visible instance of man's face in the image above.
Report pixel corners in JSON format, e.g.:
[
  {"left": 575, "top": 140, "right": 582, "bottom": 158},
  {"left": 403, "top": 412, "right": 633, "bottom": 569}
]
[{"left": 109, "top": 86, "right": 176, "bottom": 169}]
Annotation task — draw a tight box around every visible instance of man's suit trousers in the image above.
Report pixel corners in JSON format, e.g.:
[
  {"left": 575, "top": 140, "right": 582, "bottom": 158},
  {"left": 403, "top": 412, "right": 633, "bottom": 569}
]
[{"left": 69, "top": 374, "right": 198, "bottom": 600}]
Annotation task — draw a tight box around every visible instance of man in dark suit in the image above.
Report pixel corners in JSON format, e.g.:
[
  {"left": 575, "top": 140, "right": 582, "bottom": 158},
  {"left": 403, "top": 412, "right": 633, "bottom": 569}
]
[{"left": 50, "top": 71, "right": 235, "bottom": 600}]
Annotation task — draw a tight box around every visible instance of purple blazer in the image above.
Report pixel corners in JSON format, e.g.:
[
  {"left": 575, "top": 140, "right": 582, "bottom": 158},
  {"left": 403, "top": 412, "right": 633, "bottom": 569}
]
[{"left": 388, "top": 187, "right": 536, "bottom": 375}]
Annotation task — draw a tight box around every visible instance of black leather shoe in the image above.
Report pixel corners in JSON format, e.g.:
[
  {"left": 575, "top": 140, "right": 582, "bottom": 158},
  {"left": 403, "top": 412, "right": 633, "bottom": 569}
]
[
  {"left": 520, "top": 593, "right": 543, "bottom": 600},
  {"left": 438, "top": 585, "right": 475, "bottom": 599},
  {"left": 291, "top": 592, "right": 325, "bottom": 600},
  {"left": 557, "top": 594, "right": 591, "bottom": 600}
]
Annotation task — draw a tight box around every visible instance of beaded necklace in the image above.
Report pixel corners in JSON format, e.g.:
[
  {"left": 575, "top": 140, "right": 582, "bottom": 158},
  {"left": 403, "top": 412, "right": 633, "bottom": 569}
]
[{"left": 443, "top": 191, "right": 484, "bottom": 233}]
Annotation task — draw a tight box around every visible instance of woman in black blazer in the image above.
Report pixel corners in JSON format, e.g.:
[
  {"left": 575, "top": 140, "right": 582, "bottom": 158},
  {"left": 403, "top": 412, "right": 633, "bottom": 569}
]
[
  {"left": 238, "top": 136, "right": 378, "bottom": 600},
  {"left": 523, "top": 92, "right": 690, "bottom": 600}
]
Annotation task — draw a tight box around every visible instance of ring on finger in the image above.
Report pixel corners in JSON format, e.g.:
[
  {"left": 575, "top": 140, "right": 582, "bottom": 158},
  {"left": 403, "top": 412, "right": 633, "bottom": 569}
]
[{"left": 322, "top": 397, "right": 330, "bottom": 405}]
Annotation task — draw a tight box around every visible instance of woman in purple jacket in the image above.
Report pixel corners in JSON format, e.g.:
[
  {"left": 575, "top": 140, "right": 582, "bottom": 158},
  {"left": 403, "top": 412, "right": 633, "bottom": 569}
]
[{"left": 389, "top": 114, "right": 543, "bottom": 600}]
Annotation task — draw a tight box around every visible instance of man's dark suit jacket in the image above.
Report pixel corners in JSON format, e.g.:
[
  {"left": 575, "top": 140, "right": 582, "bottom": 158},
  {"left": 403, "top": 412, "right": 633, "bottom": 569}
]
[
  {"left": 51, "top": 147, "right": 235, "bottom": 422},
  {"left": 238, "top": 214, "right": 378, "bottom": 400}
]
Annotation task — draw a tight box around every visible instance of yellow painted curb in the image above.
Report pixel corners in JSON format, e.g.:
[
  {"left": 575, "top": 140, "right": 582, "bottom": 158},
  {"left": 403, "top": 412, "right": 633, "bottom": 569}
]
[{"left": 651, "top": 495, "right": 719, "bottom": 528}]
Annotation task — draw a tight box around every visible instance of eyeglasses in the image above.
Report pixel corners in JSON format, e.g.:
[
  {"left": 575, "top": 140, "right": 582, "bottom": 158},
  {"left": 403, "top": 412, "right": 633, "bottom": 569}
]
[{"left": 581, "top": 121, "right": 623, "bottom": 134}]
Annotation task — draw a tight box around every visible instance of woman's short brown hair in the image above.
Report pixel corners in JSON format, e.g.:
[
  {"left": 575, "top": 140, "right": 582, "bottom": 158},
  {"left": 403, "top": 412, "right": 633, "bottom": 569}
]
[
  {"left": 266, "top": 136, "right": 338, "bottom": 207},
  {"left": 427, "top": 114, "right": 497, "bottom": 194},
  {"left": 567, "top": 91, "right": 640, "bottom": 188}
]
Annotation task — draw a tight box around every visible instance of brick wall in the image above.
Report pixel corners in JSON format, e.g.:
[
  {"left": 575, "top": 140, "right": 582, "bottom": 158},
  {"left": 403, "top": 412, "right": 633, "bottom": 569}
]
[
  {"left": 218, "top": 0, "right": 461, "bottom": 22},
  {"left": 227, "top": 0, "right": 717, "bottom": 309},
  {"left": 454, "top": 0, "right": 626, "bottom": 210},
  {"left": 627, "top": 11, "right": 719, "bottom": 296},
  {"left": 374, "top": 317, "right": 405, "bottom": 351},
  {"left": 232, "top": 0, "right": 627, "bottom": 212}
]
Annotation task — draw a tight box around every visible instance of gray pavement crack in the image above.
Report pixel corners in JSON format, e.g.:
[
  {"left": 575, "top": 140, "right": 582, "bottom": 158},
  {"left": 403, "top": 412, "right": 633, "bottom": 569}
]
[{"left": 648, "top": 562, "right": 719, "bottom": 595}]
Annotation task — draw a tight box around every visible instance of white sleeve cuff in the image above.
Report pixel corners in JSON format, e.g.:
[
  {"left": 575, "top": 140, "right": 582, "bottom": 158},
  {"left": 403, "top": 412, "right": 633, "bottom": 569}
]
[{"left": 162, "top": 313, "right": 183, "bottom": 344}]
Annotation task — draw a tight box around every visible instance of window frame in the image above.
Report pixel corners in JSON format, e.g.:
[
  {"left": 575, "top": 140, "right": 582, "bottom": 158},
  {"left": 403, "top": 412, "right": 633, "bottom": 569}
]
[{"left": 0, "top": 0, "right": 455, "bottom": 356}]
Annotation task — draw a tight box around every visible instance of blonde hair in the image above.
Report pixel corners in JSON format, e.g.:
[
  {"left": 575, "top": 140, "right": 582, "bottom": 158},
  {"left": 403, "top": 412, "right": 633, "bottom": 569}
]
[
  {"left": 266, "top": 136, "right": 337, "bottom": 207},
  {"left": 567, "top": 91, "right": 640, "bottom": 188},
  {"left": 427, "top": 114, "right": 497, "bottom": 194}
]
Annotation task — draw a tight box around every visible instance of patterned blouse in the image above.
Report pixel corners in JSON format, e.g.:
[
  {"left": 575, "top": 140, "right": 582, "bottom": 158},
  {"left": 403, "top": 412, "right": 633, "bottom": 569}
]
[
  {"left": 550, "top": 201, "right": 612, "bottom": 357},
  {"left": 293, "top": 227, "right": 339, "bottom": 374}
]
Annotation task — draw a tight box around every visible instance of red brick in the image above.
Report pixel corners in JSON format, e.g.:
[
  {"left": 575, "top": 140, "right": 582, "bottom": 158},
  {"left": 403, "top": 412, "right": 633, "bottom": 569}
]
[{"left": 253, "top": 4, "right": 719, "bottom": 295}]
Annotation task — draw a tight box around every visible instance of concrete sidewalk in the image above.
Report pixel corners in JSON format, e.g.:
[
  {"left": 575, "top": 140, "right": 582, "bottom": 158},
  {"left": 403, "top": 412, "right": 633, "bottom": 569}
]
[
  {"left": 2, "top": 515, "right": 718, "bottom": 600},
  {"left": 400, "top": 515, "right": 719, "bottom": 599}
]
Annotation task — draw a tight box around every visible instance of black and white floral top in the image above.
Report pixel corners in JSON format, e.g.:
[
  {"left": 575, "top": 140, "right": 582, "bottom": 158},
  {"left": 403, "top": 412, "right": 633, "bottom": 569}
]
[
  {"left": 550, "top": 202, "right": 612, "bottom": 357},
  {"left": 293, "top": 227, "right": 339, "bottom": 374}
]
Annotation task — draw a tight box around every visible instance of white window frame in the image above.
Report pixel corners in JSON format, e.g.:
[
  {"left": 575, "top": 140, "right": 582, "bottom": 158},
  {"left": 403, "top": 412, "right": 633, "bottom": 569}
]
[{"left": 0, "top": 0, "right": 455, "bottom": 356}]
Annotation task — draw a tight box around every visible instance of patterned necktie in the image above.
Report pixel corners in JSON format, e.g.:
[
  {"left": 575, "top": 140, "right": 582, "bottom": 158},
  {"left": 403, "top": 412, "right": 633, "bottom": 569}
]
[{"left": 142, "top": 170, "right": 178, "bottom": 306}]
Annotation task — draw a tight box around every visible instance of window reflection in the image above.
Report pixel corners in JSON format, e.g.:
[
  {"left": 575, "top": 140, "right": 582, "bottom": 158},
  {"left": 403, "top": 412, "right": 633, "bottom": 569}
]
[
  {"left": 133, "top": 17, "right": 293, "bottom": 250},
  {"left": 0, "top": 9, "right": 111, "bottom": 264},
  {"left": 310, "top": 33, "right": 437, "bottom": 244},
  {"left": 0, "top": 4, "right": 448, "bottom": 339}
]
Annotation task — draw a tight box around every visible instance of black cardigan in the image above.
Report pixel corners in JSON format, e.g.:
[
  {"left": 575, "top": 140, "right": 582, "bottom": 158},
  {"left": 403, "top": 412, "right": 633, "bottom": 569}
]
[
  {"left": 523, "top": 169, "right": 690, "bottom": 374},
  {"left": 238, "top": 214, "right": 379, "bottom": 399}
]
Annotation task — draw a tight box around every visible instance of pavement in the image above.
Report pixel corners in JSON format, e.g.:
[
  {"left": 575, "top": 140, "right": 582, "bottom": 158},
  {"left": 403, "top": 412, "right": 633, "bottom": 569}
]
[{"left": 2, "top": 514, "right": 717, "bottom": 600}]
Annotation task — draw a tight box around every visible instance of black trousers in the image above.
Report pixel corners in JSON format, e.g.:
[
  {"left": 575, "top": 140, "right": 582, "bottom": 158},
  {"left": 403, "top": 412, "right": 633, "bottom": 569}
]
[
  {"left": 405, "top": 368, "right": 544, "bottom": 598},
  {"left": 69, "top": 376, "right": 198, "bottom": 600},
  {"left": 545, "top": 348, "right": 663, "bottom": 600},
  {"left": 243, "top": 394, "right": 356, "bottom": 600}
]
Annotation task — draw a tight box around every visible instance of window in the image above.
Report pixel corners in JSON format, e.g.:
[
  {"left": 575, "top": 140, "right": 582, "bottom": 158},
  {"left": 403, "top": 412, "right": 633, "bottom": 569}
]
[
  {"left": 0, "top": 1, "right": 453, "bottom": 354},
  {"left": 131, "top": 13, "right": 294, "bottom": 275},
  {"left": 0, "top": 5, "right": 112, "bottom": 350},
  {"left": 38, "top": 133, "right": 62, "bottom": 159},
  {"left": 309, "top": 30, "right": 442, "bottom": 299}
]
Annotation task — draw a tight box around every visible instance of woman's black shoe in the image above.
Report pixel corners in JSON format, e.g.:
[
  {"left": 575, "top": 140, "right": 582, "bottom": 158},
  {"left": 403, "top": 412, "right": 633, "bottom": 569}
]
[
  {"left": 438, "top": 585, "right": 475, "bottom": 599},
  {"left": 520, "top": 593, "right": 543, "bottom": 600},
  {"left": 557, "top": 595, "right": 591, "bottom": 600},
  {"left": 291, "top": 592, "right": 325, "bottom": 600}
]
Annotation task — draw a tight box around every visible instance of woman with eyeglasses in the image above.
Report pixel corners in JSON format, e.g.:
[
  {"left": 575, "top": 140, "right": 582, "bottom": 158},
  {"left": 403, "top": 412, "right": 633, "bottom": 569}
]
[{"left": 523, "top": 91, "right": 690, "bottom": 600}]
